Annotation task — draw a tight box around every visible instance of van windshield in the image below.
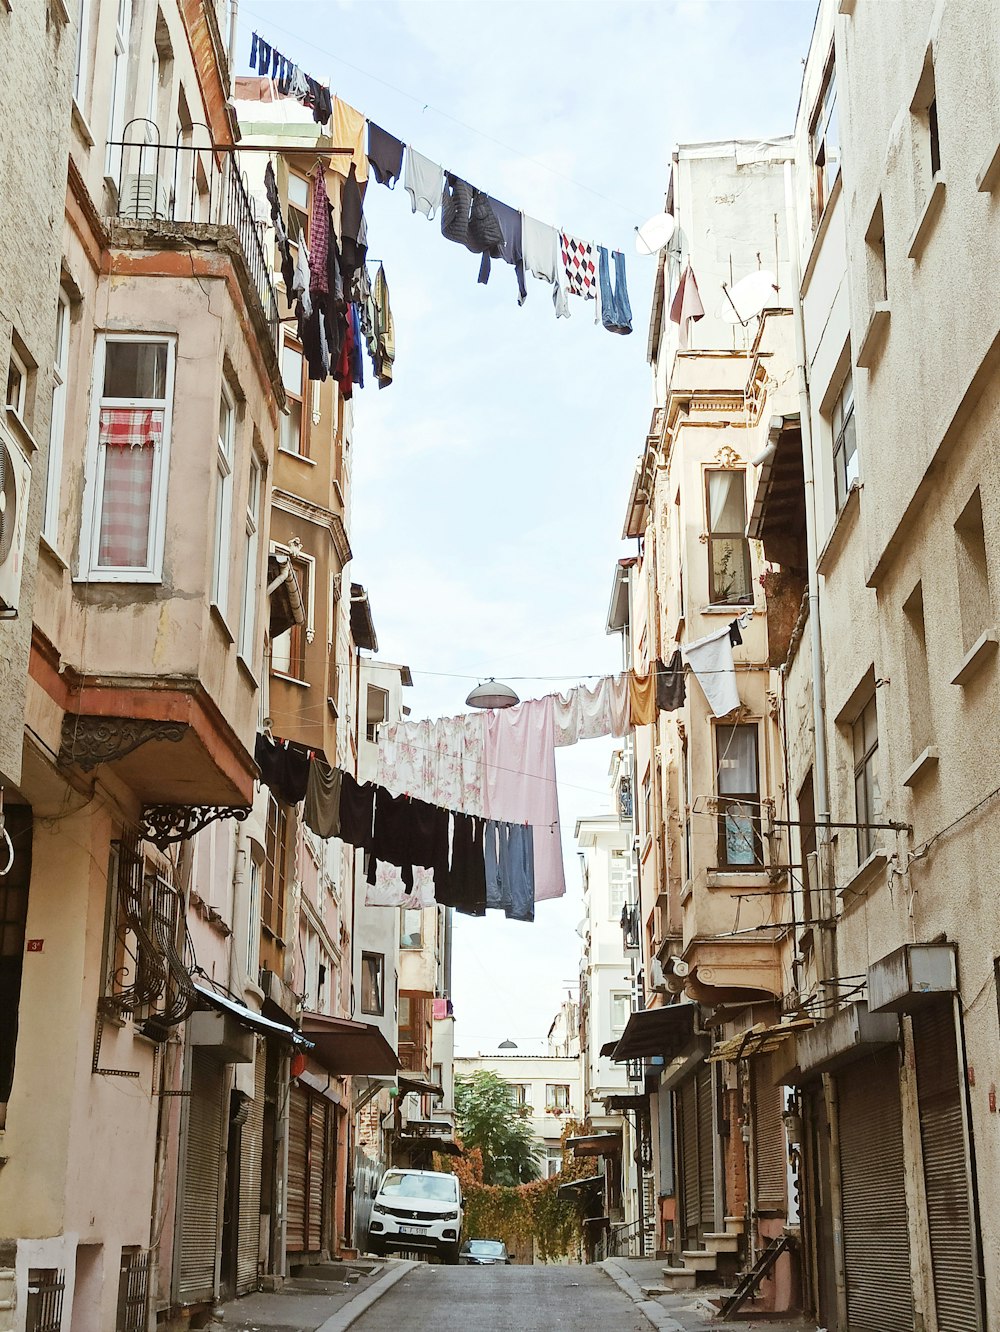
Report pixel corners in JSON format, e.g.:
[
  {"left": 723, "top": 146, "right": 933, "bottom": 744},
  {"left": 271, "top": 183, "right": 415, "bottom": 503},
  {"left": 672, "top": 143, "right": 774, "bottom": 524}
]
[{"left": 379, "top": 1172, "right": 457, "bottom": 1202}]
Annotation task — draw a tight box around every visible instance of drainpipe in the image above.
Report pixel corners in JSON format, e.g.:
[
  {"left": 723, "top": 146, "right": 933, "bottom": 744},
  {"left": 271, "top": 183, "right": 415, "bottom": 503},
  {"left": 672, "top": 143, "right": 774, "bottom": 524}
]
[{"left": 781, "top": 156, "right": 846, "bottom": 1332}]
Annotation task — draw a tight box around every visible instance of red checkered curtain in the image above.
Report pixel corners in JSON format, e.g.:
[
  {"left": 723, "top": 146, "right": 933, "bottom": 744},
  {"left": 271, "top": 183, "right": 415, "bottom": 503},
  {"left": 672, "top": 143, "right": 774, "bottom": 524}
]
[{"left": 97, "top": 407, "right": 163, "bottom": 567}]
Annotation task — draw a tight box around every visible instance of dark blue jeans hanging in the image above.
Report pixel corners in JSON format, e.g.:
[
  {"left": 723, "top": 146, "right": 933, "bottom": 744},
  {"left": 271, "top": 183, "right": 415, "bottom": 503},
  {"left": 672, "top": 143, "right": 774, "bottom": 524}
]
[{"left": 599, "top": 246, "right": 633, "bottom": 334}]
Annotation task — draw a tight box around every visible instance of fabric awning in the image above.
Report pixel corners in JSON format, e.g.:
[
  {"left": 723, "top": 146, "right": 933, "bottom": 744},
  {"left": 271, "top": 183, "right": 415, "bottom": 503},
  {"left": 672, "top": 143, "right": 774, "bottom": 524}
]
[
  {"left": 301, "top": 1011, "right": 400, "bottom": 1076},
  {"left": 395, "top": 1135, "right": 462, "bottom": 1156},
  {"left": 567, "top": 1132, "right": 622, "bottom": 1158},
  {"left": 194, "top": 984, "right": 312, "bottom": 1048},
  {"left": 708, "top": 1018, "right": 813, "bottom": 1063},
  {"left": 604, "top": 1093, "right": 649, "bottom": 1112},
  {"left": 398, "top": 1074, "right": 444, "bottom": 1097},
  {"left": 557, "top": 1175, "right": 604, "bottom": 1198},
  {"left": 609, "top": 1003, "right": 697, "bottom": 1062},
  {"left": 599, "top": 1039, "right": 620, "bottom": 1057}
]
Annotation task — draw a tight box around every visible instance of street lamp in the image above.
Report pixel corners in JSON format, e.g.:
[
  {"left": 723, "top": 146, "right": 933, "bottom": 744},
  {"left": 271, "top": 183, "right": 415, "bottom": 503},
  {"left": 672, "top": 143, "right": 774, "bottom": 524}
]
[{"left": 465, "top": 679, "right": 520, "bottom": 709}]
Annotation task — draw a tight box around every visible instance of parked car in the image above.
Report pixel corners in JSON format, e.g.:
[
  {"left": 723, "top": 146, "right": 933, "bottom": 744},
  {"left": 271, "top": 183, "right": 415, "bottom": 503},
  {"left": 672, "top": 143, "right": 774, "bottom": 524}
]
[
  {"left": 460, "top": 1239, "right": 512, "bottom": 1266},
  {"left": 367, "top": 1168, "right": 463, "bottom": 1263}
]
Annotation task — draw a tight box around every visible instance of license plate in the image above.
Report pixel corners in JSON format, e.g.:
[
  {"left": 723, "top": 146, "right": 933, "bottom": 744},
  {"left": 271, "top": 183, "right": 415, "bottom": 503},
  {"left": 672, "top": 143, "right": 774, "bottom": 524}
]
[{"left": 400, "top": 1225, "right": 428, "bottom": 1235}]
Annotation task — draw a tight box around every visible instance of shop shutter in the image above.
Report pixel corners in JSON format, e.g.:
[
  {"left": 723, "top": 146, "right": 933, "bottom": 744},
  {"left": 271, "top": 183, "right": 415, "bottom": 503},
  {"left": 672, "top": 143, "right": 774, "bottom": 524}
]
[
  {"left": 286, "top": 1085, "right": 309, "bottom": 1253},
  {"left": 751, "top": 1063, "right": 787, "bottom": 1211},
  {"left": 236, "top": 1048, "right": 266, "bottom": 1295},
  {"left": 678, "top": 1079, "right": 700, "bottom": 1244},
  {"left": 696, "top": 1064, "right": 714, "bottom": 1230},
  {"left": 838, "top": 1048, "right": 914, "bottom": 1332},
  {"left": 178, "top": 1051, "right": 226, "bottom": 1303},
  {"left": 306, "top": 1096, "right": 328, "bottom": 1251},
  {"left": 912, "top": 1001, "right": 982, "bottom": 1332}
]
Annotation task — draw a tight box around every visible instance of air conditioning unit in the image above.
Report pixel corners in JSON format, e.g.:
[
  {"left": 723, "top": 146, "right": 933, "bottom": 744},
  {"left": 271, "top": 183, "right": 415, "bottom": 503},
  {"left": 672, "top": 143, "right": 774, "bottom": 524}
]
[
  {"left": 0, "top": 429, "right": 31, "bottom": 617},
  {"left": 121, "top": 173, "right": 169, "bottom": 221}
]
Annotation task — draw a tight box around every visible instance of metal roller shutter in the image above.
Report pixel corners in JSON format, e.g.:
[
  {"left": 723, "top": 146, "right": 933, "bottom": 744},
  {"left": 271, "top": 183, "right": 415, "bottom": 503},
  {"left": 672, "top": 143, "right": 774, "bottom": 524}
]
[
  {"left": 838, "top": 1049, "right": 914, "bottom": 1332},
  {"left": 912, "top": 1001, "right": 982, "bottom": 1332},
  {"left": 307, "top": 1096, "right": 328, "bottom": 1251},
  {"left": 751, "top": 1063, "right": 787, "bottom": 1211},
  {"left": 236, "top": 1047, "right": 266, "bottom": 1295},
  {"left": 678, "top": 1079, "right": 700, "bottom": 1245},
  {"left": 696, "top": 1065, "right": 714, "bottom": 1231},
  {"left": 178, "top": 1051, "right": 226, "bottom": 1303},
  {"left": 286, "top": 1085, "right": 309, "bottom": 1253}
]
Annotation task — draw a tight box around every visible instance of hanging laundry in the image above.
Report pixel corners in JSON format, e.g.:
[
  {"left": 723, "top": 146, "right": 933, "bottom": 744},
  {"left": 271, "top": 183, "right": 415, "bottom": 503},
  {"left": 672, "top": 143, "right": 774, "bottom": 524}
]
[
  {"left": 438, "top": 812, "right": 487, "bottom": 917},
  {"left": 483, "top": 696, "right": 564, "bottom": 901},
  {"left": 377, "top": 712, "right": 487, "bottom": 817},
  {"left": 254, "top": 734, "right": 310, "bottom": 805},
  {"left": 339, "top": 161, "right": 366, "bottom": 286},
  {"left": 628, "top": 669, "right": 657, "bottom": 727},
  {"left": 484, "top": 821, "right": 535, "bottom": 922},
  {"left": 303, "top": 760, "right": 343, "bottom": 838},
  {"left": 308, "top": 164, "right": 330, "bottom": 297},
  {"left": 369, "top": 789, "right": 450, "bottom": 892},
  {"left": 669, "top": 264, "right": 705, "bottom": 349},
  {"left": 598, "top": 246, "right": 633, "bottom": 334},
  {"left": 552, "top": 674, "right": 630, "bottom": 746},
  {"left": 270, "top": 47, "right": 281, "bottom": 80},
  {"left": 331, "top": 97, "right": 368, "bottom": 181},
  {"left": 682, "top": 623, "right": 741, "bottom": 717},
  {"left": 479, "top": 197, "right": 527, "bottom": 303},
  {"left": 338, "top": 772, "right": 376, "bottom": 850},
  {"left": 334, "top": 300, "right": 356, "bottom": 399},
  {"left": 467, "top": 190, "right": 505, "bottom": 260},
  {"left": 365, "top": 861, "right": 436, "bottom": 909},
  {"left": 350, "top": 302, "right": 364, "bottom": 388},
  {"left": 655, "top": 651, "right": 686, "bottom": 712},
  {"left": 367, "top": 122, "right": 404, "bottom": 188},
  {"left": 303, "top": 76, "right": 333, "bottom": 126},
  {"left": 369, "top": 263, "right": 395, "bottom": 389},
  {"left": 288, "top": 66, "right": 309, "bottom": 100},
  {"left": 728, "top": 619, "right": 743, "bottom": 647},
  {"left": 292, "top": 234, "right": 312, "bottom": 318},
  {"left": 277, "top": 56, "right": 292, "bottom": 96},
  {"left": 441, "top": 173, "right": 474, "bottom": 245},
  {"left": 405, "top": 147, "right": 445, "bottom": 220},
  {"left": 264, "top": 161, "right": 295, "bottom": 303},
  {"left": 522, "top": 215, "right": 559, "bottom": 285},
  {"left": 559, "top": 232, "right": 599, "bottom": 301}
]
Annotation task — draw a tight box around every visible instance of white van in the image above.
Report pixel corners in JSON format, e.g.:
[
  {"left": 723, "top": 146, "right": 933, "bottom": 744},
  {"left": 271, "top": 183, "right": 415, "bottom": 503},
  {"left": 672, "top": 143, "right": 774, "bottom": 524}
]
[{"left": 367, "top": 1168, "right": 463, "bottom": 1263}]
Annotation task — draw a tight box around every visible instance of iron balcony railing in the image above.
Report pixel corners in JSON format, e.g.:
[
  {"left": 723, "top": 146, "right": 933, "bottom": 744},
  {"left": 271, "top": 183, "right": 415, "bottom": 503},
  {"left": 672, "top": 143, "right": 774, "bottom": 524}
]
[{"left": 108, "top": 120, "right": 278, "bottom": 347}]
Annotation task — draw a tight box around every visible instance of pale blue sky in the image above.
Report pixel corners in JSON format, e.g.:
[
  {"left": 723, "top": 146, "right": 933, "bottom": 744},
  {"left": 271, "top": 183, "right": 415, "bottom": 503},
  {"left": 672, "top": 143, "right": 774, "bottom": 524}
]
[{"left": 237, "top": 0, "right": 819, "bottom": 1054}]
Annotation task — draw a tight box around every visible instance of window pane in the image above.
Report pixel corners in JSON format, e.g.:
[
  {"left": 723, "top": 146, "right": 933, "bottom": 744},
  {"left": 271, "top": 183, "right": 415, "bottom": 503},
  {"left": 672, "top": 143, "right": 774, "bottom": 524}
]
[
  {"left": 724, "top": 807, "right": 757, "bottom": 864},
  {"left": 717, "top": 725, "right": 758, "bottom": 793},
  {"left": 218, "top": 395, "right": 232, "bottom": 457},
  {"left": 401, "top": 909, "right": 422, "bottom": 947},
  {"left": 5, "top": 361, "right": 22, "bottom": 411},
  {"left": 710, "top": 536, "right": 752, "bottom": 603},
  {"left": 281, "top": 343, "right": 302, "bottom": 396},
  {"left": 98, "top": 442, "right": 154, "bottom": 566},
  {"left": 288, "top": 174, "right": 309, "bottom": 211},
  {"left": 708, "top": 470, "right": 746, "bottom": 533},
  {"left": 281, "top": 400, "right": 302, "bottom": 454},
  {"left": 103, "top": 342, "right": 167, "bottom": 399}
]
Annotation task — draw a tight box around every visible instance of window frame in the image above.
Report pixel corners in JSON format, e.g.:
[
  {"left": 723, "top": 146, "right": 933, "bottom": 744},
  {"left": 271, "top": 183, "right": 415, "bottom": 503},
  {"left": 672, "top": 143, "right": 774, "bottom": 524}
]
[
  {"left": 609, "top": 849, "right": 629, "bottom": 919},
  {"left": 546, "top": 1083, "right": 571, "bottom": 1112},
  {"left": 262, "top": 793, "right": 289, "bottom": 964},
  {"left": 361, "top": 951, "right": 385, "bottom": 1016},
  {"left": 73, "top": 0, "right": 92, "bottom": 110},
  {"left": 211, "top": 383, "right": 235, "bottom": 618},
  {"left": 246, "top": 846, "right": 262, "bottom": 981},
  {"left": 238, "top": 455, "right": 262, "bottom": 667},
  {"left": 5, "top": 346, "right": 27, "bottom": 420},
  {"left": 852, "top": 694, "right": 881, "bottom": 863},
  {"left": 42, "top": 295, "right": 71, "bottom": 545},
  {"left": 610, "top": 990, "right": 631, "bottom": 1036},
  {"left": 705, "top": 468, "right": 753, "bottom": 607},
  {"left": 510, "top": 1083, "right": 530, "bottom": 1108},
  {"left": 715, "top": 722, "right": 763, "bottom": 867},
  {"left": 366, "top": 684, "right": 389, "bottom": 743},
  {"left": 270, "top": 547, "right": 312, "bottom": 681},
  {"left": 810, "top": 54, "right": 840, "bottom": 223},
  {"left": 400, "top": 907, "right": 423, "bottom": 950},
  {"left": 105, "top": 0, "right": 132, "bottom": 178},
  {"left": 78, "top": 333, "right": 176, "bottom": 583},
  {"left": 279, "top": 334, "right": 307, "bottom": 458},
  {"left": 831, "top": 366, "right": 858, "bottom": 512}
]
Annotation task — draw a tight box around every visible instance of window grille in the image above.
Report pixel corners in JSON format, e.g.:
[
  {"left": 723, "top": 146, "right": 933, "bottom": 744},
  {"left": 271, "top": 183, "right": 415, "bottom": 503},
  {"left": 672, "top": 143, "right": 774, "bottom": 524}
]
[
  {"left": 117, "top": 1249, "right": 150, "bottom": 1332},
  {"left": 25, "top": 1270, "right": 65, "bottom": 1332}
]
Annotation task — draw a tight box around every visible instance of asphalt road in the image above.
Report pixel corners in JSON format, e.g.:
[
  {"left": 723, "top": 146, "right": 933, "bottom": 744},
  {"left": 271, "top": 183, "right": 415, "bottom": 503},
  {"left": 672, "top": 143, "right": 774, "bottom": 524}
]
[{"left": 349, "top": 1262, "right": 651, "bottom": 1331}]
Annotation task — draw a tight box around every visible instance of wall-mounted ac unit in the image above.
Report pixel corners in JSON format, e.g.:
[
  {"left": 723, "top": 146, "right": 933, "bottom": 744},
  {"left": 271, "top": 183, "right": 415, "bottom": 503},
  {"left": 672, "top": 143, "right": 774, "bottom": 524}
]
[
  {"left": 121, "top": 173, "right": 169, "bottom": 221},
  {"left": 0, "top": 428, "right": 31, "bottom": 617}
]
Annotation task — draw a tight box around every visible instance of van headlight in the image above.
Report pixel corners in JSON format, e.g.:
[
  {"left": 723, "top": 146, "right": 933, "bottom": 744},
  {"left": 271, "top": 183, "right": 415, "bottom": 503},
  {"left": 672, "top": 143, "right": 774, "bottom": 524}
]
[
  {"left": 441, "top": 1210, "right": 459, "bottom": 1220},
  {"left": 373, "top": 1203, "right": 387, "bottom": 1215}
]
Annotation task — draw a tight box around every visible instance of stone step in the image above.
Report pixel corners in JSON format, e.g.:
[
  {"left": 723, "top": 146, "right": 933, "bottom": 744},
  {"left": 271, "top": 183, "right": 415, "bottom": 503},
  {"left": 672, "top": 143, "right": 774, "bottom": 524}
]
[
  {"left": 661, "top": 1265, "right": 698, "bottom": 1292},
  {"left": 724, "top": 1215, "right": 746, "bottom": 1235},
  {"left": 681, "top": 1249, "right": 718, "bottom": 1272},
  {"left": 704, "top": 1231, "right": 740, "bottom": 1253}
]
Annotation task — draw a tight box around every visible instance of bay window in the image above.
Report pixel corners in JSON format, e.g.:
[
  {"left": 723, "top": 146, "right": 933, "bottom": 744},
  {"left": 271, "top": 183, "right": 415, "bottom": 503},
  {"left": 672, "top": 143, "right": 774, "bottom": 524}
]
[
  {"left": 716, "top": 722, "right": 762, "bottom": 866},
  {"left": 706, "top": 469, "right": 752, "bottom": 605}
]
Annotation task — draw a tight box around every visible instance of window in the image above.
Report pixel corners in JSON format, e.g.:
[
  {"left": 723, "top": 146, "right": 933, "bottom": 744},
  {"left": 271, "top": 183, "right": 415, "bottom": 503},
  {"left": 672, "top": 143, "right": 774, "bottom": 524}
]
[
  {"left": 74, "top": 0, "right": 91, "bottom": 107},
  {"left": 609, "top": 850, "right": 629, "bottom": 919},
  {"left": 611, "top": 992, "right": 631, "bottom": 1035},
  {"left": 211, "top": 388, "right": 234, "bottom": 616},
  {"left": 706, "top": 469, "right": 752, "bottom": 605},
  {"left": 106, "top": 0, "right": 133, "bottom": 177},
  {"left": 42, "top": 296, "right": 71, "bottom": 543},
  {"left": 955, "top": 489, "right": 992, "bottom": 652},
  {"left": 238, "top": 457, "right": 261, "bottom": 662},
  {"left": 852, "top": 693, "right": 882, "bottom": 862},
  {"left": 246, "top": 850, "right": 261, "bottom": 980},
  {"left": 797, "top": 771, "right": 816, "bottom": 925},
  {"left": 270, "top": 552, "right": 309, "bottom": 679},
  {"left": 546, "top": 1083, "right": 571, "bottom": 1112},
  {"left": 641, "top": 771, "right": 651, "bottom": 841},
  {"left": 832, "top": 367, "right": 858, "bottom": 511},
  {"left": 366, "top": 685, "right": 388, "bottom": 743},
  {"left": 546, "top": 1148, "right": 563, "bottom": 1179},
  {"left": 865, "top": 199, "right": 887, "bottom": 305},
  {"left": 811, "top": 58, "right": 840, "bottom": 221},
  {"left": 261, "top": 794, "right": 288, "bottom": 971},
  {"left": 716, "top": 723, "right": 762, "bottom": 866},
  {"left": 5, "top": 346, "right": 26, "bottom": 419},
  {"left": 510, "top": 1083, "right": 530, "bottom": 1108},
  {"left": 398, "top": 995, "right": 415, "bottom": 1046},
  {"left": 82, "top": 337, "right": 174, "bottom": 579},
  {"left": 287, "top": 172, "right": 309, "bottom": 247},
  {"left": 400, "top": 908, "right": 422, "bottom": 949},
  {"left": 361, "top": 952, "right": 384, "bottom": 1015},
  {"left": 903, "top": 583, "right": 931, "bottom": 757},
  {"left": 280, "top": 338, "right": 305, "bottom": 456},
  {"left": 911, "top": 55, "right": 941, "bottom": 194}
]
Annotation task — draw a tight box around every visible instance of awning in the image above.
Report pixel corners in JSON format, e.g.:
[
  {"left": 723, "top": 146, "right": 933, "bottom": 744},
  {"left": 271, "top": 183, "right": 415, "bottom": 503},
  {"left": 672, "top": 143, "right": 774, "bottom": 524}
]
[
  {"left": 567, "top": 1132, "right": 622, "bottom": 1158},
  {"left": 557, "top": 1175, "right": 604, "bottom": 1199},
  {"left": 708, "top": 1018, "right": 814, "bottom": 1063},
  {"left": 301, "top": 1011, "right": 400, "bottom": 1076},
  {"left": 194, "top": 984, "right": 312, "bottom": 1048},
  {"left": 350, "top": 583, "right": 378, "bottom": 652},
  {"left": 395, "top": 1135, "right": 462, "bottom": 1156},
  {"left": 398, "top": 1074, "right": 444, "bottom": 1098},
  {"left": 609, "top": 1003, "right": 697, "bottom": 1062},
  {"left": 746, "top": 415, "right": 806, "bottom": 572},
  {"left": 792, "top": 1002, "right": 899, "bottom": 1082},
  {"left": 604, "top": 1093, "right": 649, "bottom": 1112},
  {"left": 267, "top": 552, "right": 306, "bottom": 639},
  {"left": 599, "top": 1040, "right": 620, "bottom": 1058}
]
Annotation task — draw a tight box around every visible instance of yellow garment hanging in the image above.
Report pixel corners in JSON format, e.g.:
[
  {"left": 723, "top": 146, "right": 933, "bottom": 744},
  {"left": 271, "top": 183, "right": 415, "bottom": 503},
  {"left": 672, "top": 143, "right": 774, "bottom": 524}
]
[{"left": 628, "top": 669, "right": 657, "bottom": 727}]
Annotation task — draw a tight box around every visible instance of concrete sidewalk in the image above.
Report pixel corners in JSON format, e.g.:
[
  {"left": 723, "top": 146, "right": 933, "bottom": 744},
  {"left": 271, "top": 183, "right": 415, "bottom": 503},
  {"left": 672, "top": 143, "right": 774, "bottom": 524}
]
[
  {"left": 206, "top": 1259, "right": 416, "bottom": 1332},
  {"left": 600, "top": 1259, "right": 823, "bottom": 1332}
]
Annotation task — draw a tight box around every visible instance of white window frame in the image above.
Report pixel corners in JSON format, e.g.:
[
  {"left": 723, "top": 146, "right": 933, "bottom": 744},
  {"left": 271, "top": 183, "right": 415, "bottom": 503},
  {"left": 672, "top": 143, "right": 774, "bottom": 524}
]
[
  {"left": 246, "top": 847, "right": 261, "bottom": 980},
  {"left": 78, "top": 332, "right": 175, "bottom": 583},
  {"left": 238, "top": 456, "right": 261, "bottom": 666},
  {"left": 106, "top": 0, "right": 132, "bottom": 178},
  {"left": 268, "top": 541, "right": 315, "bottom": 681},
  {"left": 43, "top": 295, "right": 71, "bottom": 545},
  {"left": 609, "top": 849, "right": 629, "bottom": 919},
  {"left": 211, "top": 383, "right": 235, "bottom": 618},
  {"left": 74, "top": 0, "right": 92, "bottom": 110},
  {"left": 610, "top": 991, "right": 631, "bottom": 1036},
  {"left": 279, "top": 336, "right": 306, "bottom": 457},
  {"left": 5, "top": 346, "right": 27, "bottom": 419}
]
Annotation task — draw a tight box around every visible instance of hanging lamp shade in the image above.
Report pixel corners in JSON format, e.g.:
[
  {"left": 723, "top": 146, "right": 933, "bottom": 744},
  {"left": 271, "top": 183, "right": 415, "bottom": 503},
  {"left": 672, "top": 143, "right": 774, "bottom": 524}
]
[
  {"left": 465, "top": 679, "right": 520, "bottom": 710},
  {"left": 498, "top": 1038, "right": 518, "bottom": 1050}
]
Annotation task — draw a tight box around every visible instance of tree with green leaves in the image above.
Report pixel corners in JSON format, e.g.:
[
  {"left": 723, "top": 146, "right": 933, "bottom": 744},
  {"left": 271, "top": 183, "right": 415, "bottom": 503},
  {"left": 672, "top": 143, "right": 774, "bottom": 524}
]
[{"left": 454, "top": 1070, "right": 542, "bottom": 1186}]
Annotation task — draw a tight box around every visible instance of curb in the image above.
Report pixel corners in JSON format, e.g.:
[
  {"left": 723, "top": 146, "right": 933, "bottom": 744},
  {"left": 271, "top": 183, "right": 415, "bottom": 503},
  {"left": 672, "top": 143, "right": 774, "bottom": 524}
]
[
  {"left": 315, "top": 1259, "right": 419, "bottom": 1332},
  {"left": 599, "top": 1259, "right": 685, "bottom": 1332}
]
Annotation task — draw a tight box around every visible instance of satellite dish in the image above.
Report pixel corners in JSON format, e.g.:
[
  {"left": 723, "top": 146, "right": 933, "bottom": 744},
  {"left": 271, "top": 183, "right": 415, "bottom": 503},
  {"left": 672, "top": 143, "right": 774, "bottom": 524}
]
[
  {"left": 635, "top": 212, "right": 676, "bottom": 256},
  {"left": 720, "top": 269, "right": 779, "bottom": 323}
]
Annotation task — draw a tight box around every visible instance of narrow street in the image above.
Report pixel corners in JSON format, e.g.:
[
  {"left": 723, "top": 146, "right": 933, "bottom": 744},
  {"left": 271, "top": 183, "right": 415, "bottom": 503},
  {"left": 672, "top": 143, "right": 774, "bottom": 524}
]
[{"left": 349, "top": 1265, "right": 650, "bottom": 1332}]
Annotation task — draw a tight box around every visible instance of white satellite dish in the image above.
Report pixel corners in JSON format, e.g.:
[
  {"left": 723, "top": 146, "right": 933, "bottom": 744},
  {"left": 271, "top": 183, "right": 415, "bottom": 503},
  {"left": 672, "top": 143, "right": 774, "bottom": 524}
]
[
  {"left": 635, "top": 212, "right": 676, "bottom": 256},
  {"left": 720, "top": 269, "right": 779, "bottom": 323}
]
